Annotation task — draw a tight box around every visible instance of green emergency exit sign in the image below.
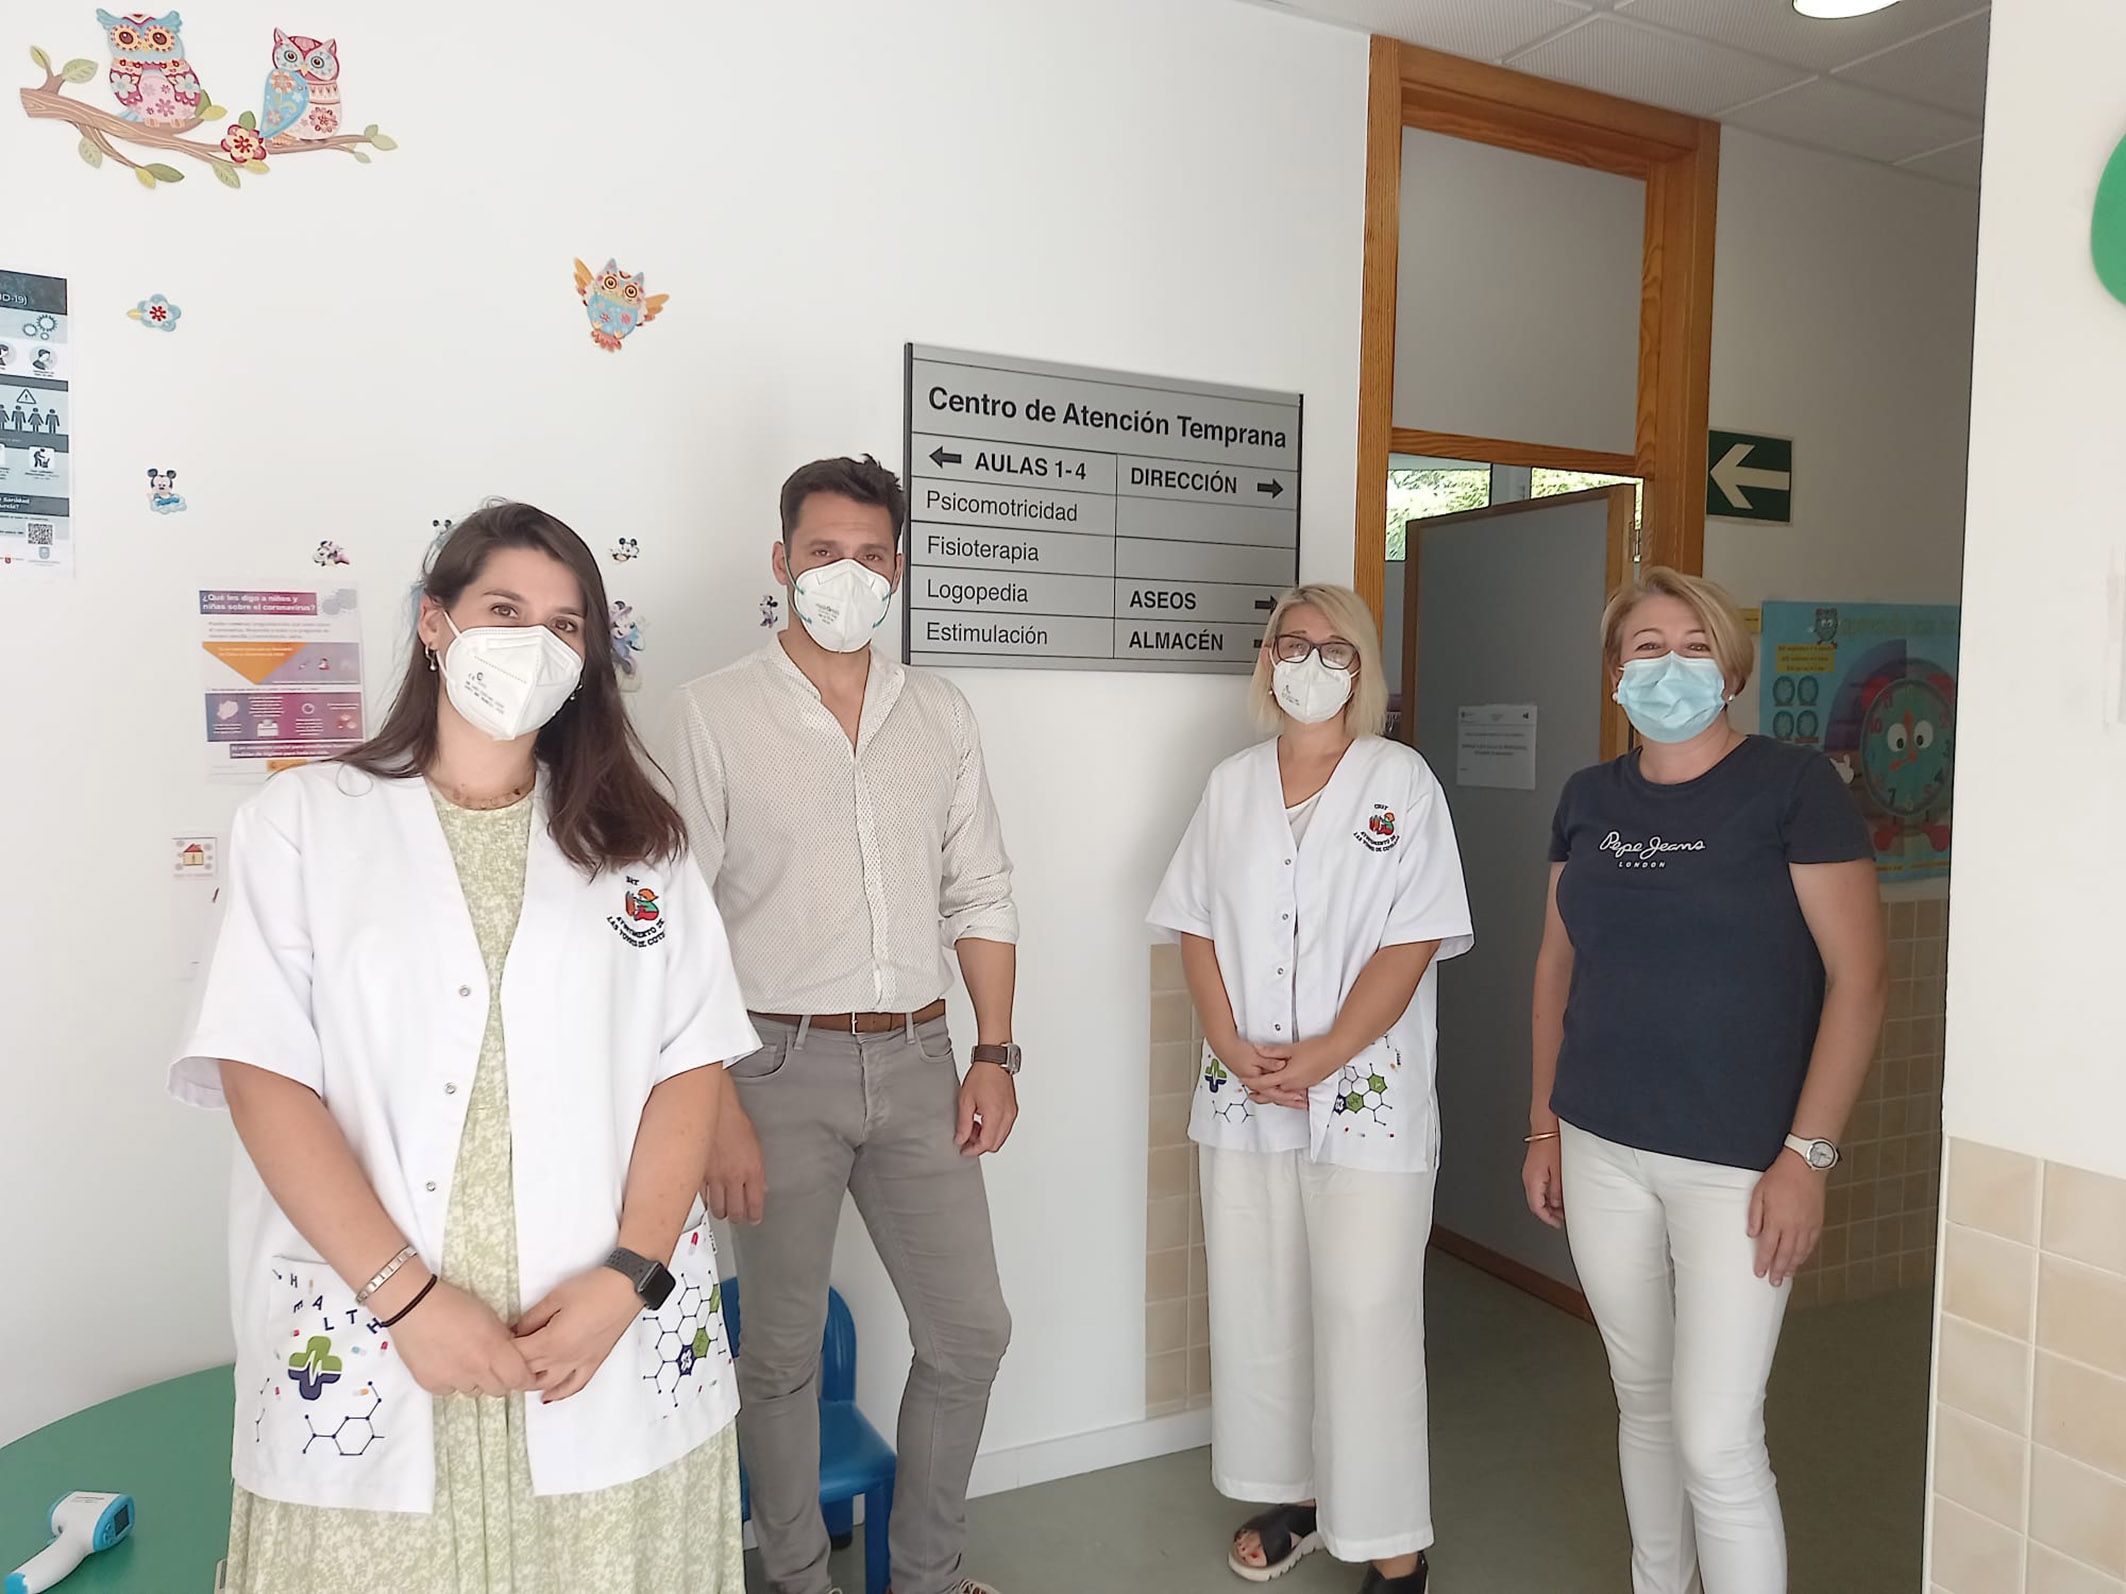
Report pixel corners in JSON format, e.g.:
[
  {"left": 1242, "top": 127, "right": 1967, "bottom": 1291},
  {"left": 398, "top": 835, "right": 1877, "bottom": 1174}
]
[{"left": 1706, "top": 431, "right": 1792, "bottom": 523}]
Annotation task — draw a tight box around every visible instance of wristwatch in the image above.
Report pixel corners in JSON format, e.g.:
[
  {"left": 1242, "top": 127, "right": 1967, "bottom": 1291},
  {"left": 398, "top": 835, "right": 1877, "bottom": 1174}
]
[
  {"left": 602, "top": 1246, "right": 677, "bottom": 1310},
  {"left": 1784, "top": 1134, "right": 1841, "bottom": 1172},
  {"left": 970, "top": 1042, "right": 1023, "bottom": 1076}
]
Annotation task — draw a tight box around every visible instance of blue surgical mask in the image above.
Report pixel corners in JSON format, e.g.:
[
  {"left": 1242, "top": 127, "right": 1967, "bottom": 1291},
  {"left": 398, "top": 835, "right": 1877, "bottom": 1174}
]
[{"left": 1614, "top": 653, "right": 1729, "bottom": 744}]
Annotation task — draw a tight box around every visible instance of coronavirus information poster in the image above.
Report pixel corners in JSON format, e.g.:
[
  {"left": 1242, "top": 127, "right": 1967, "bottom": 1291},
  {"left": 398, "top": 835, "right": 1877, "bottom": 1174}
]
[
  {"left": 199, "top": 586, "right": 366, "bottom": 776},
  {"left": 0, "top": 268, "right": 73, "bottom": 576}
]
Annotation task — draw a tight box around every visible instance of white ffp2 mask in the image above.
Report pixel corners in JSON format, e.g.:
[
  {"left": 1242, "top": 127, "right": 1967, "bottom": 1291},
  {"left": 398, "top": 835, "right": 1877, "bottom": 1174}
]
[
  {"left": 792, "top": 559, "right": 893, "bottom": 653},
  {"left": 1272, "top": 655, "right": 1353, "bottom": 725},
  {"left": 439, "top": 613, "right": 583, "bottom": 742}
]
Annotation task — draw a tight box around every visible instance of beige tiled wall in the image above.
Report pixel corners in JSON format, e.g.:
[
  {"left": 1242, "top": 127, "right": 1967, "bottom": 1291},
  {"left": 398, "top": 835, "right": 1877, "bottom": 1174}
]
[
  {"left": 1789, "top": 896, "right": 1949, "bottom": 1309},
  {"left": 1147, "top": 942, "right": 1212, "bottom": 1418},
  {"left": 1930, "top": 1137, "right": 2126, "bottom": 1594}
]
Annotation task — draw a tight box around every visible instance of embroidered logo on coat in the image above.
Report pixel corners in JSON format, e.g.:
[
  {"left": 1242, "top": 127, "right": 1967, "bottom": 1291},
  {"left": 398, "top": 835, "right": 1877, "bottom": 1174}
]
[
  {"left": 1355, "top": 804, "right": 1399, "bottom": 852},
  {"left": 609, "top": 875, "right": 668, "bottom": 947}
]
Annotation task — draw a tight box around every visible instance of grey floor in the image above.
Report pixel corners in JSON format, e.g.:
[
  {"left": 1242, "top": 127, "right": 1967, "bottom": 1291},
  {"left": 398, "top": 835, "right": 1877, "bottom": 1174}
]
[{"left": 755, "top": 1254, "right": 1932, "bottom": 1593}]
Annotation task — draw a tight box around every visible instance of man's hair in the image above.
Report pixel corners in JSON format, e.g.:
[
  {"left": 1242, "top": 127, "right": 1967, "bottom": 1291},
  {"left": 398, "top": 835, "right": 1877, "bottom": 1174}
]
[{"left": 779, "top": 455, "right": 907, "bottom": 547}]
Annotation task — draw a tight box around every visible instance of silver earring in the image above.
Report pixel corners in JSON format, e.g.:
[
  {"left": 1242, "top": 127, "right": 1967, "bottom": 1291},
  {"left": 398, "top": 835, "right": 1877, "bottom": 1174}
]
[{"left": 426, "top": 648, "right": 437, "bottom": 673}]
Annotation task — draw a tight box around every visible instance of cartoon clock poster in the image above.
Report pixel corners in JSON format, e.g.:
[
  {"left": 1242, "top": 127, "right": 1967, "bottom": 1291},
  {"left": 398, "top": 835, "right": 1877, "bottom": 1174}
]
[{"left": 1759, "top": 602, "right": 1958, "bottom": 882}]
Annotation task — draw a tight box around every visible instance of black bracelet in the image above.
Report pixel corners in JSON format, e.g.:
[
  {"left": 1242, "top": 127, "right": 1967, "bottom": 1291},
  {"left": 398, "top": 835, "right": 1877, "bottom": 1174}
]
[{"left": 378, "top": 1274, "right": 438, "bottom": 1329}]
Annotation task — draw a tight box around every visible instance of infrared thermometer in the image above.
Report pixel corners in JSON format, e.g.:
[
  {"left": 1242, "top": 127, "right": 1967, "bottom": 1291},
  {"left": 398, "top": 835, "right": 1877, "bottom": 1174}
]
[{"left": 6, "top": 1493, "right": 134, "bottom": 1594}]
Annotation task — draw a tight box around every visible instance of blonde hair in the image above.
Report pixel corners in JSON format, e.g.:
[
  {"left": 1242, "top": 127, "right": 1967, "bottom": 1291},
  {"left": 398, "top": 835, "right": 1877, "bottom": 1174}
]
[
  {"left": 1248, "top": 583, "right": 1389, "bottom": 737},
  {"left": 1601, "top": 566, "right": 1754, "bottom": 693}
]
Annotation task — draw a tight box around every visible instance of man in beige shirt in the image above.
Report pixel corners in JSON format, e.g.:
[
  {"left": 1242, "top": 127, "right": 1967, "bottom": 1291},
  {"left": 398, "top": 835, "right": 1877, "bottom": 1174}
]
[{"left": 667, "top": 455, "right": 1020, "bottom": 1594}]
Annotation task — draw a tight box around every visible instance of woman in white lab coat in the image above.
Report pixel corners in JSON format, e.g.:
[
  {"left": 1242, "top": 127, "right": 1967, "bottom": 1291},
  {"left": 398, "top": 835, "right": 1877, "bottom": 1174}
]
[
  {"left": 1149, "top": 584, "right": 1474, "bottom": 1594},
  {"left": 172, "top": 502, "right": 760, "bottom": 1594}
]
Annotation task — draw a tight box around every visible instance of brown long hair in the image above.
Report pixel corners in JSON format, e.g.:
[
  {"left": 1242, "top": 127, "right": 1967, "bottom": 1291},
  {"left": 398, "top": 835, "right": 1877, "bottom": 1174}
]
[{"left": 343, "top": 500, "right": 688, "bottom": 873}]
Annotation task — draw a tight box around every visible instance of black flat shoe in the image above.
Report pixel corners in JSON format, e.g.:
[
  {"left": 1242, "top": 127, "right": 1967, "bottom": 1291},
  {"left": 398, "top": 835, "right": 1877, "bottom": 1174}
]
[{"left": 1357, "top": 1551, "right": 1429, "bottom": 1593}]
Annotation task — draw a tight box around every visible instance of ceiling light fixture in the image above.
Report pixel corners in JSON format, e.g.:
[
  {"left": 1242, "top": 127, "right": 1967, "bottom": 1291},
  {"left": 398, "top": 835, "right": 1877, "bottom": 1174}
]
[{"left": 1793, "top": 0, "right": 1904, "bottom": 16}]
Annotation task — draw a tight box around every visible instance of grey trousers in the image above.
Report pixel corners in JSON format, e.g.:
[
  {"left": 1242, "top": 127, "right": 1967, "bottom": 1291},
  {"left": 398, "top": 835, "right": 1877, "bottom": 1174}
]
[{"left": 732, "top": 1015, "right": 1012, "bottom": 1594}]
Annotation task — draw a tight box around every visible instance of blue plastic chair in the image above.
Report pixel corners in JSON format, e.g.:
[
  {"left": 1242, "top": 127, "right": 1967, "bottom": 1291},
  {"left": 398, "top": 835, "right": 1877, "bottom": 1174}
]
[{"left": 723, "top": 1278, "right": 896, "bottom": 1594}]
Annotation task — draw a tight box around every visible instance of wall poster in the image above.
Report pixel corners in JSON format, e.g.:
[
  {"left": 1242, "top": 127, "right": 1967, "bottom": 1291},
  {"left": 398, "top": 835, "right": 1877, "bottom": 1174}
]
[
  {"left": 0, "top": 268, "right": 72, "bottom": 574},
  {"left": 1759, "top": 601, "right": 1959, "bottom": 882},
  {"left": 199, "top": 586, "right": 365, "bottom": 776}
]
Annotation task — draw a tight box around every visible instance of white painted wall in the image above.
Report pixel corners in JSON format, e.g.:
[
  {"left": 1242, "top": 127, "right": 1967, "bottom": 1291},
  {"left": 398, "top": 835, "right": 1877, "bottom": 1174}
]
[
  {"left": 1707, "top": 132, "right": 1978, "bottom": 907},
  {"left": 1393, "top": 129, "right": 1645, "bottom": 456},
  {"left": 0, "top": 0, "right": 1368, "bottom": 1447},
  {"left": 1937, "top": 0, "right": 2126, "bottom": 1183},
  {"left": 1706, "top": 129, "right": 1978, "bottom": 648}
]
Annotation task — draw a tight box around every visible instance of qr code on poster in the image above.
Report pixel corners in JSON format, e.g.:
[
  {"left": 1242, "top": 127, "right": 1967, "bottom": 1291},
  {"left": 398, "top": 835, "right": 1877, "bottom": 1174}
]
[{"left": 27, "top": 522, "right": 53, "bottom": 546}]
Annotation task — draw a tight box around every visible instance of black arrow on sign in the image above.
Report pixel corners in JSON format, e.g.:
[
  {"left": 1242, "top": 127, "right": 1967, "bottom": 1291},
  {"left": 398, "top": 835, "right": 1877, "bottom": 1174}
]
[
  {"left": 930, "top": 447, "right": 963, "bottom": 468},
  {"left": 1253, "top": 598, "right": 1276, "bottom": 611},
  {"left": 1256, "top": 479, "right": 1284, "bottom": 499}
]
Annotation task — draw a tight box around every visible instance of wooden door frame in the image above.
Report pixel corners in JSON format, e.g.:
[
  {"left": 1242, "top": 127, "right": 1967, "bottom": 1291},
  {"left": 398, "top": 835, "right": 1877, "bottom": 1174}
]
[
  {"left": 1354, "top": 37, "right": 1720, "bottom": 627},
  {"left": 1397, "top": 484, "right": 1637, "bottom": 763}
]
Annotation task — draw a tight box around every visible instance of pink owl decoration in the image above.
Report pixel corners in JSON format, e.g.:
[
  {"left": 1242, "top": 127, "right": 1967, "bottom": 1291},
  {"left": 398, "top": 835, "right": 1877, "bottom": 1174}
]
[{"left": 98, "top": 9, "right": 206, "bottom": 128}]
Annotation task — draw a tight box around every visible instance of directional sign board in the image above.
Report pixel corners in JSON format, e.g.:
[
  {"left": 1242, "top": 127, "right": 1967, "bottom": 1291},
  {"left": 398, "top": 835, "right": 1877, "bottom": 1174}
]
[
  {"left": 1706, "top": 430, "right": 1793, "bottom": 523},
  {"left": 903, "top": 345, "right": 1301, "bottom": 672}
]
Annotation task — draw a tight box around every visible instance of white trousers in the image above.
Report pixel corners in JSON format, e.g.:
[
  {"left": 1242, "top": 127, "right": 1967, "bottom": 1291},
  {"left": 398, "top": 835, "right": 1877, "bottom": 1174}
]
[
  {"left": 1200, "top": 1146, "right": 1437, "bottom": 1563},
  {"left": 1560, "top": 1122, "right": 1794, "bottom": 1594}
]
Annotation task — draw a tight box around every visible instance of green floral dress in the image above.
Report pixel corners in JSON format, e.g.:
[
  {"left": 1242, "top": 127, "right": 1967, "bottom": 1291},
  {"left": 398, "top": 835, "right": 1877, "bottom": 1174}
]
[{"left": 222, "top": 790, "right": 743, "bottom": 1594}]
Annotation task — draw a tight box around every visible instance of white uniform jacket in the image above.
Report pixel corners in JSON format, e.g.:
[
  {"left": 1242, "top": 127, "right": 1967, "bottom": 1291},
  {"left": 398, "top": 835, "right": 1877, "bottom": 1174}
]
[
  {"left": 169, "top": 762, "right": 760, "bottom": 1512},
  {"left": 1148, "top": 736, "right": 1474, "bottom": 1172}
]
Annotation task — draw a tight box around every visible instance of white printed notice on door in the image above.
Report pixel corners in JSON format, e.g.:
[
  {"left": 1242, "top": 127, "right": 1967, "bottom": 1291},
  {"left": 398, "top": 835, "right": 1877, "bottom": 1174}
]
[{"left": 1456, "top": 704, "right": 1538, "bottom": 791}]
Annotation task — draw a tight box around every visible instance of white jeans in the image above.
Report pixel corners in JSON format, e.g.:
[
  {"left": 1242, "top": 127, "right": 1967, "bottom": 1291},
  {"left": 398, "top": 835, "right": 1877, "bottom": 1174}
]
[
  {"left": 1201, "top": 1146, "right": 1438, "bottom": 1563},
  {"left": 1560, "top": 1122, "right": 1793, "bottom": 1594}
]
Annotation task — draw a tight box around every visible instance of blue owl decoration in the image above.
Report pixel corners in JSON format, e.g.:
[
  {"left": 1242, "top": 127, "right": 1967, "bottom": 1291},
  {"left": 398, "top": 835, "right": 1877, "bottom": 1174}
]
[
  {"left": 573, "top": 258, "right": 667, "bottom": 352},
  {"left": 257, "top": 30, "right": 309, "bottom": 140}
]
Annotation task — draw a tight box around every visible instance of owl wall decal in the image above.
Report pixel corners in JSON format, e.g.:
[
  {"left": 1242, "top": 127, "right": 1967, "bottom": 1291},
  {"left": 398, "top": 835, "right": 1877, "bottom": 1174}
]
[
  {"left": 573, "top": 259, "right": 668, "bottom": 352},
  {"left": 98, "top": 10, "right": 206, "bottom": 128},
  {"left": 259, "top": 29, "right": 340, "bottom": 143},
  {"left": 609, "top": 600, "right": 645, "bottom": 688}
]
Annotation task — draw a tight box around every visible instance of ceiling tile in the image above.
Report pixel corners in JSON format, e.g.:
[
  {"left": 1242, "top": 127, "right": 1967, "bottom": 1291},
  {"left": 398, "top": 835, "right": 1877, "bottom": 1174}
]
[
  {"left": 1255, "top": 0, "right": 1591, "bottom": 60},
  {"left": 1895, "top": 136, "right": 1983, "bottom": 188},
  {"left": 1614, "top": 0, "right": 1988, "bottom": 74},
  {"left": 1504, "top": 14, "right": 1811, "bottom": 119},
  {"left": 1721, "top": 73, "right": 1982, "bottom": 163},
  {"left": 1834, "top": 12, "right": 1989, "bottom": 118}
]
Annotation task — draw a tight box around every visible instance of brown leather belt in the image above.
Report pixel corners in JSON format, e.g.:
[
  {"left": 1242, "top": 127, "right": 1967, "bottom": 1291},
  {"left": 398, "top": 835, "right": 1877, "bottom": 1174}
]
[{"left": 749, "top": 999, "right": 947, "bottom": 1035}]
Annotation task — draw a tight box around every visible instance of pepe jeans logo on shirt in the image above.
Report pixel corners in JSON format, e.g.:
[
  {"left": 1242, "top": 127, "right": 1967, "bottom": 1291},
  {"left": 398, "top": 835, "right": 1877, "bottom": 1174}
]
[
  {"left": 1354, "top": 804, "right": 1399, "bottom": 853},
  {"left": 1600, "top": 831, "right": 1707, "bottom": 871},
  {"left": 609, "top": 876, "right": 668, "bottom": 947}
]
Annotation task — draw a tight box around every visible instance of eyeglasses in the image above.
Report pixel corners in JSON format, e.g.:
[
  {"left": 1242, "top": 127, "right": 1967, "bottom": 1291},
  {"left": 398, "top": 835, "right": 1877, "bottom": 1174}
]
[{"left": 1272, "top": 634, "right": 1358, "bottom": 673}]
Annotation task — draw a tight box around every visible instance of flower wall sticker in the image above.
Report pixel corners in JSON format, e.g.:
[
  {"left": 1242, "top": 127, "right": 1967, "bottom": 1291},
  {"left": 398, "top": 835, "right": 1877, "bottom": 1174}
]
[
  {"left": 21, "top": 19, "right": 395, "bottom": 191},
  {"left": 574, "top": 259, "right": 667, "bottom": 351},
  {"left": 127, "top": 292, "right": 180, "bottom": 329}
]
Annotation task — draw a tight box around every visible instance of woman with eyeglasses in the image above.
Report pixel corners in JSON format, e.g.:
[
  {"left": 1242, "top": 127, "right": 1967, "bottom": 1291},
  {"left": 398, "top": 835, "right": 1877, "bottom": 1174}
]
[{"left": 1149, "top": 584, "right": 1473, "bottom": 1594}]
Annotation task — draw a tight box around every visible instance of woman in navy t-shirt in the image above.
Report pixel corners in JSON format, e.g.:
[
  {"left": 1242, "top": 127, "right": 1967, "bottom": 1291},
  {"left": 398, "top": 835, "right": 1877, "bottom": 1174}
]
[{"left": 1522, "top": 568, "right": 1885, "bottom": 1594}]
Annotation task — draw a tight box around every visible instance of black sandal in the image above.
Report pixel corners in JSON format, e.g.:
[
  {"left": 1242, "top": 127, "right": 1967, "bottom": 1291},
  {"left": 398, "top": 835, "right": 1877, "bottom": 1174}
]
[
  {"left": 1357, "top": 1552, "right": 1429, "bottom": 1593},
  {"left": 1228, "top": 1503, "right": 1322, "bottom": 1583}
]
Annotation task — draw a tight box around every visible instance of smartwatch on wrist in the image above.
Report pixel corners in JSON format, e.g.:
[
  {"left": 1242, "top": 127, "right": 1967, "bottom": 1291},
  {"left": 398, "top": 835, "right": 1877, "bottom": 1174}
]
[
  {"left": 602, "top": 1246, "right": 677, "bottom": 1310},
  {"left": 970, "top": 1043, "right": 1022, "bottom": 1076}
]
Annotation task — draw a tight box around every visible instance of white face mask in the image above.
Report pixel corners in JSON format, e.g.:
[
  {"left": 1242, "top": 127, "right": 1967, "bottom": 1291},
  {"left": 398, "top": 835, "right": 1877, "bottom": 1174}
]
[
  {"left": 791, "top": 558, "right": 894, "bottom": 653},
  {"left": 437, "top": 612, "right": 584, "bottom": 742},
  {"left": 1272, "top": 654, "right": 1353, "bottom": 725}
]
